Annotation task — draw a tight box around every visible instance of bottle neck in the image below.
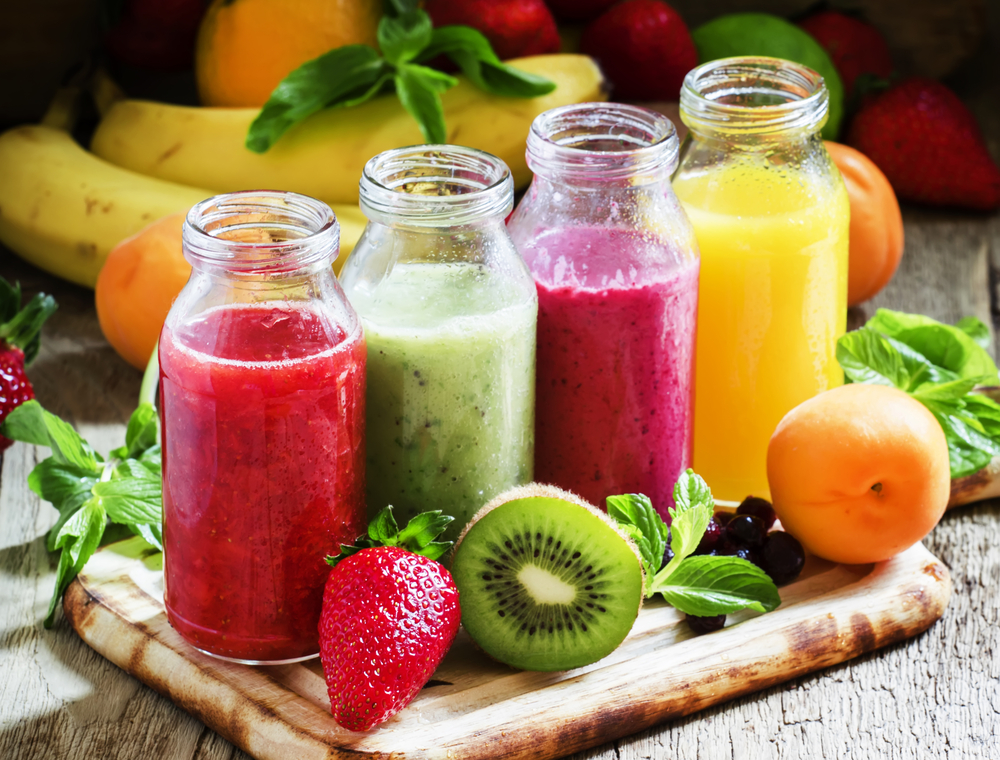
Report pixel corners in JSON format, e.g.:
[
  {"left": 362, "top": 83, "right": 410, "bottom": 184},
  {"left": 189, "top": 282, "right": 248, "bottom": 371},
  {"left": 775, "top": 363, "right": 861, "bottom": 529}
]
[
  {"left": 183, "top": 191, "right": 339, "bottom": 279},
  {"left": 680, "top": 57, "right": 829, "bottom": 146},
  {"left": 526, "top": 102, "right": 678, "bottom": 188}
]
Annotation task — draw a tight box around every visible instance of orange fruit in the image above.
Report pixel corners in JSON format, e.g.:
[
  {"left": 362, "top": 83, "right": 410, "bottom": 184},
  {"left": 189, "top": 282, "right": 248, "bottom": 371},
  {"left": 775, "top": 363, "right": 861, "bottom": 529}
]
[
  {"left": 825, "top": 141, "right": 905, "bottom": 306},
  {"left": 195, "top": 0, "right": 382, "bottom": 108},
  {"left": 96, "top": 213, "right": 191, "bottom": 370},
  {"left": 766, "top": 384, "right": 949, "bottom": 565}
]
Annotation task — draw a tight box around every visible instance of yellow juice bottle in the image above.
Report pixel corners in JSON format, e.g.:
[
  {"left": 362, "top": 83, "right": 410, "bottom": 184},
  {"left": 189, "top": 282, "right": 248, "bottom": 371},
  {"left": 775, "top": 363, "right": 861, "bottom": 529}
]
[{"left": 673, "top": 57, "right": 850, "bottom": 502}]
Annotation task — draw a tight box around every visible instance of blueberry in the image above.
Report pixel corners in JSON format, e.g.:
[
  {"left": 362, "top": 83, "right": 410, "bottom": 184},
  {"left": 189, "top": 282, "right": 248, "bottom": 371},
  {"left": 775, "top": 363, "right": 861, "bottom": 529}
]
[
  {"left": 694, "top": 520, "right": 723, "bottom": 555},
  {"left": 761, "top": 531, "right": 805, "bottom": 585},
  {"left": 736, "top": 496, "right": 777, "bottom": 531},
  {"left": 713, "top": 511, "right": 734, "bottom": 527},
  {"left": 686, "top": 614, "right": 726, "bottom": 635},
  {"left": 726, "top": 514, "right": 766, "bottom": 548}
]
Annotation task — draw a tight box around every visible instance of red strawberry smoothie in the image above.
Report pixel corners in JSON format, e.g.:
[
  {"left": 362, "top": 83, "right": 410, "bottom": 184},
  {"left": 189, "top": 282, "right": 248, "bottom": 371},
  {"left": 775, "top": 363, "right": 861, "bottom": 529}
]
[
  {"left": 524, "top": 227, "right": 699, "bottom": 518},
  {"left": 159, "top": 302, "right": 366, "bottom": 663}
]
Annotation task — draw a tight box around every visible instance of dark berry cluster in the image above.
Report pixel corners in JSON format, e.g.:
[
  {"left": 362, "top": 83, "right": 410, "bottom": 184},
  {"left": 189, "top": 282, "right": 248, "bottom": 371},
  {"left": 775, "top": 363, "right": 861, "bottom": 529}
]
[{"left": 685, "top": 495, "right": 805, "bottom": 636}]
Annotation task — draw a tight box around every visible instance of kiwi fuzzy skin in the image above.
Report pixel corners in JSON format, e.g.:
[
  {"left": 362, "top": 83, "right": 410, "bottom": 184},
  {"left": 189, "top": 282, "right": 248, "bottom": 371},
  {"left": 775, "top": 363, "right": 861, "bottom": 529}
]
[{"left": 453, "top": 482, "right": 647, "bottom": 602}]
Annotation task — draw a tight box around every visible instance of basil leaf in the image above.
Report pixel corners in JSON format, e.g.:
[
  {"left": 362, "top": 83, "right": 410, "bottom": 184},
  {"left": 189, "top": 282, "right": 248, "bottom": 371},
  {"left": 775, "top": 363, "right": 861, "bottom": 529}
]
[
  {"left": 911, "top": 377, "right": 981, "bottom": 404},
  {"left": 658, "top": 555, "right": 781, "bottom": 616},
  {"left": 93, "top": 478, "right": 161, "bottom": 525},
  {"left": 246, "top": 45, "right": 389, "bottom": 153},
  {"left": 378, "top": 10, "right": 432, "bottom": 65},
  {"left": 1, "top": 400, "right": 98, "bottom": 471},
  {"left": 957, "top": 316, "right": 992, "bottom": 352},
  {"left": 394, "top": 64, "right": 457, "bottom": 143},
  {"left": 419, "top": 26, "right": 556, "bottom": 98},
  {"left": 923, "top": 398, "right": 1000, "bottom": 478},
  {"left": 867, "top": 308, "right": 999, "bottom": 382},
  {"left": 607, "top": 493, "right": 668, "bottom": 585},
  {"left": 836, "top": 328, "right": 910, "bottom": 388}
]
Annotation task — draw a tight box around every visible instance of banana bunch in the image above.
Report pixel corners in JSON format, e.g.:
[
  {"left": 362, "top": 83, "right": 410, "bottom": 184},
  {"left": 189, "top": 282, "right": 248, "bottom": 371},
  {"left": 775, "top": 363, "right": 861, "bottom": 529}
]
[{"left": 90, "top": 55, "right": 606, "bottom": 205}]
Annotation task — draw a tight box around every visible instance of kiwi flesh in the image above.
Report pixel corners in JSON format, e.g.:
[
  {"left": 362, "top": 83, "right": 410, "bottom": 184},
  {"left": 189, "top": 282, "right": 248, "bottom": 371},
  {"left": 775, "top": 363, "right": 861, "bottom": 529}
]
[{"left": 451, "top": 483, "right": 644, "bottom": 672}]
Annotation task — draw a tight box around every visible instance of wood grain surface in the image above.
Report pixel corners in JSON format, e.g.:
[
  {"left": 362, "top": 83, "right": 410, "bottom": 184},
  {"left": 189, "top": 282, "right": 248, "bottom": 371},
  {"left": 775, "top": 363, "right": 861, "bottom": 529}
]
[{"left": 3, "top": 7, "right": 1000, "bottom": 760}]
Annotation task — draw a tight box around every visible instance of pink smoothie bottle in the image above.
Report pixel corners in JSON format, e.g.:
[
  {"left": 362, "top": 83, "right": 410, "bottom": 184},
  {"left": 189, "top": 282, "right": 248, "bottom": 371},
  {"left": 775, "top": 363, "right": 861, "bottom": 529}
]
[
  {"left": 159, "top": 191, "right": 366, "bottom": 664},
  {"left": 507, "top": 103, "right": 700, "bottom": 520}
]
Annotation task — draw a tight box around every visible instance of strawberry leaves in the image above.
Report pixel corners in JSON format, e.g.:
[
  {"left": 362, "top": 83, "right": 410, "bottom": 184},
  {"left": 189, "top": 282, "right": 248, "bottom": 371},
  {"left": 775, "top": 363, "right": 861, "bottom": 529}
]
[
  {"left": 328, "top": 505, "right": 454, "bottom": 567},
  {"left": 0, "top": 278, "right": 57, "bottom": 364},
  {"left": 246, "top": 7, "right": 555, "bottom": 152}
]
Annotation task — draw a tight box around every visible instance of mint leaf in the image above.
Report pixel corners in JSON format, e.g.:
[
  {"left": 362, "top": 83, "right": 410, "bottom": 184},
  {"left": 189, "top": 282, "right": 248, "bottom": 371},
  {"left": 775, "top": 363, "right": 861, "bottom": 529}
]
[
  {"left": 418, "top": 26, "right": 556, "bottom": 98},
  {"left": 606, "top": 493, "right": 667, "bottom": 585},
  {"left": 0, "top": 400, "right": 98, "bottom": 471},
  {"left": 671, "top": 469, "right": 714, "bottom": 515},
  {"left": 394, "top": 63, "right": 456, "bottom": 143},
  {"left": 27, "top": 460, "right": 100, "bottom": 552},
  {"left": 46, "top": 496, "right": 106, "bottom": 627},
  {"left": 658, "top": 555, "right": 781, "bottom": 617},
  {"left": 957, "top": 316, "right": 992, "bottom": 352},
  {"left": 94, "top": 477, "right": 161, "bottom": 525},
  {"left": 246, "top": 45, "right": 389, "bottom": 153},
  {"left": 378, "top": 10, "right": 432, "bottom": 65}
]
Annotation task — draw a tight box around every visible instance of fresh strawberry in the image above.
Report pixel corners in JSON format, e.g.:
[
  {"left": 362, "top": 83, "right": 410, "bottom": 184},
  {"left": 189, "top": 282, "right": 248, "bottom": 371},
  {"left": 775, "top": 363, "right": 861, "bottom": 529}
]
[
  {"left": 580, "top": 0, "right": 697, "bottom": 100},
  {"left": 319, "top": 508, "right": 460, "bottom": 732},
  {"left": 848, "top": 77, "right": 1000, "bottom": 210},
  {"left": 424, "top": 0, "right": 560, "bottom": 61},
  {"left": 545, "top": 0, "right": 620, "bottom": 23},
  {"left": 798, "top": 11, "right": 893, "bottom": 100},
  {"left": 0, "top": 278, "right": 57, "bottom": 452}
]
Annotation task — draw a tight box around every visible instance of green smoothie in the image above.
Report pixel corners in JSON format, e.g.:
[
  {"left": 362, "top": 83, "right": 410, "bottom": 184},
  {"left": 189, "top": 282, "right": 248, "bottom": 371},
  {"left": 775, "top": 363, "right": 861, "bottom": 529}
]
[{"left": 355, "top": 261, "right": 536, "bottom": 538}]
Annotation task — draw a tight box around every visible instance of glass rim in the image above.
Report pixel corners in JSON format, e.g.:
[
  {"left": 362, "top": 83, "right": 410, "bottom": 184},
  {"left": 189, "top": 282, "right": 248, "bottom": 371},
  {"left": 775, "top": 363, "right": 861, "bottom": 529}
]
[
  {"left": 680, "top": 56, "right": 829, "bottom": 136},
  {"left": 183, "top": 190, "right": 339, "bottom": 273},
  {"left": 359, "top": 144, "right": 514, "bottom": 228},
  {"left": 526, "top": 102, "right": 679, "bottom": 183}
]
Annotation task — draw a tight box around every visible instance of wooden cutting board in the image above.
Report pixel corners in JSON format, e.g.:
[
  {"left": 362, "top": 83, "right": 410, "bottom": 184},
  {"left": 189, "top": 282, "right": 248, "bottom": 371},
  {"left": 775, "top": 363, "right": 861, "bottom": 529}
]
[{"left": 64, "top": 538, "right": 951, "bottom": 760}]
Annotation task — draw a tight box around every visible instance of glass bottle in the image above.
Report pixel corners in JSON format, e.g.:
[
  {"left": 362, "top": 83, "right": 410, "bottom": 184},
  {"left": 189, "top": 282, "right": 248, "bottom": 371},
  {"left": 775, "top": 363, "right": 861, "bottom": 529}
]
[
  {"left": 339, "top": 145, "right": 536, "bottom": 540},
  {"left": 673, "top": 57, "right": 850, "bottom": 503},
  {"left": 159, "top": 190, "right": 366, "bottom": 664},
  {"left": 507, "top": 102, "right": 700, "bottom": 520}
]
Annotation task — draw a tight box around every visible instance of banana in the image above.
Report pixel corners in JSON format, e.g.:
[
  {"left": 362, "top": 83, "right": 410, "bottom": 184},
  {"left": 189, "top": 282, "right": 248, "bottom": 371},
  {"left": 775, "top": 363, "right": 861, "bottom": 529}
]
[
  {"left": 90, "top": 55, "right": 607, "bottom": 206},
  {"left": 0, "top": 125, "right": 367, "bottom": 288}
]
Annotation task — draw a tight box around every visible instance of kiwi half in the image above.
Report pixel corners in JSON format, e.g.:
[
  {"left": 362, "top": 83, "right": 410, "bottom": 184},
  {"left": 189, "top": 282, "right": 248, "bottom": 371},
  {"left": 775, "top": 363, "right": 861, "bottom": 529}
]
[{"left": 451, "top": 484, "right": 645, "bottom": 672}]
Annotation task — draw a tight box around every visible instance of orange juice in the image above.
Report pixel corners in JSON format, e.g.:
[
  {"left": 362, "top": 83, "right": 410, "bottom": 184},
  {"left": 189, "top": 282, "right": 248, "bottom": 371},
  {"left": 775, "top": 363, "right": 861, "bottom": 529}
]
[{"left": 674, "top": 158, "right": 849, "bottom": 501}]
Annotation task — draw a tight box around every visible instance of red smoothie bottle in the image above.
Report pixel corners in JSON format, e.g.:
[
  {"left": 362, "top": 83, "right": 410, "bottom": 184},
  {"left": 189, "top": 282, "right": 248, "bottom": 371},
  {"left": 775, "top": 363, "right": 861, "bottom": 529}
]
[
  {"left": 159, "top": 191, "right": 366, "bottom": 664},
  {"left": 507, "top": 104, "right": 700, "bottom": 519}
]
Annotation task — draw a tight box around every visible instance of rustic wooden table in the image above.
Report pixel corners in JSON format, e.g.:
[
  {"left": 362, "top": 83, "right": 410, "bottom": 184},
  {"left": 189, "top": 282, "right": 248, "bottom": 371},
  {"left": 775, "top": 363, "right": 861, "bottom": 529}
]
[{"left": 3, "top": 37, "right": 1000, "bottom": 760}]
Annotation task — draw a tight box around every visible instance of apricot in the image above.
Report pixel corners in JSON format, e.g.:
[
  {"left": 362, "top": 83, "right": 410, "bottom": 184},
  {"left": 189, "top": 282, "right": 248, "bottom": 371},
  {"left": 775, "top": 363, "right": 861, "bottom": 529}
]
[
  {"left": 826, "top": 141, "right": 905, "bottom": 306},
  {"left": 766, "top": 384, "right": 949, "bottom": 565}
]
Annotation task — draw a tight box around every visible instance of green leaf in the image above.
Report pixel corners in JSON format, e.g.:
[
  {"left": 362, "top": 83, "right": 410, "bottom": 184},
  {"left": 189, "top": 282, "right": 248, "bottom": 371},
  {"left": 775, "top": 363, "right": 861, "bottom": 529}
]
[
  {"left": 0, "top": 289, "right": 57, "bottom": 365},
  {"left": 418, "top": 26, "right": 556, "bottom": 98},
  {"left": 606, "top": 493, "right": 667, "bottom": 586},
  {"left": 394, "top": 63, "right": 457, "bottom": 143},
  {"left": 657, "top": 555, "right": 781, "bottom": 617},
  {"left": 912, "top": 377, "right": 981, "bottom": 404},
  {"left": 378, "top": 10, "right": 432, "bottom": 65},
  {"left": 671, "top": 469, "right": 714, "bottom": 516},
  {"left": 957, "top": 316, "right": 992, "bottom": 352},
  {"left": 93, "top": 477, "right": 161, "bottom": 525},
  {"left": 368, "top": 505, "right": 400, "bottom": 542},
  {"left": 867, "top": 308, "right": 999, "bottom": 382},
  {"left": 128, "top": 522, "right": 163, "bottom": 551},
  {"left": 329, "top": 505, "right": 454, "bottom": 566},
  {"left": 396, "top": 510, "right": 455, "bottom": 552},
  {"left": 924, "top": 398, "right": 1000, "bottom": 478},
  {"left": 384, "top": 0, "right": 419, "bottom": 15},
  {"left": 45, "top": 496, "right": 107, "bottom": 627},
  {"left": 1, "top": 400, "right": 98, "bottom": 471},
  {"left": 836, "top": 328, "right": 910, "bottom": 389},
  {"left": 246, "top": 45, "right": 389, "bottom": 153},
  {"left": 27, "top": 460, "right": 100, "bottom": 552},
  {"left": 123, "top": 403, "right": 159, "bottom": 458}
]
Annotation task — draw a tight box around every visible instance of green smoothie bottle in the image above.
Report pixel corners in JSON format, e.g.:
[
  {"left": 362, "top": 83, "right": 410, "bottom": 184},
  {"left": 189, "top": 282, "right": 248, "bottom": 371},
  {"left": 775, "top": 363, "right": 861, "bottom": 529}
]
[{"left": 339, "top": 145, "right": 537, "bottom": 539}]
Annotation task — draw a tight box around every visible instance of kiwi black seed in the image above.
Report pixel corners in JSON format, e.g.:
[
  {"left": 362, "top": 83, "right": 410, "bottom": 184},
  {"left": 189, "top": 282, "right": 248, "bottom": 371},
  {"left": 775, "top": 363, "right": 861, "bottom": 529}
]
[{"left": 451, "top": 483, "right": 645, "bottom": 672}]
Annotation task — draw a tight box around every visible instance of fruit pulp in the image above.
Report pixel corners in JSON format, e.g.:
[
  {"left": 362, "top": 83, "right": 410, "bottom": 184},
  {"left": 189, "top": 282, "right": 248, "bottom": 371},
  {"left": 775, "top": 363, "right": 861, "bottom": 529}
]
[
  {"left": 673, "top": 160, "right": 849, "bottom": 502},
  {"left": 159, "top": 302, "right": 366, "bottom": 663},
  {"left": 354, "top": 262, "right": 536, "bottom": 540},
  {"left": 523, "top": 227, "right": 699, "bottom": 517}
]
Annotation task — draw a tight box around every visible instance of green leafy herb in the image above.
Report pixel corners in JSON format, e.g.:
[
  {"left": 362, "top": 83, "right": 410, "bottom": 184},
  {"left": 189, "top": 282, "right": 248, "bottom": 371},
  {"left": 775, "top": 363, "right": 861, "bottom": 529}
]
[
  {"left": 2, "top": 400, "right": 163, "bottom": 627},
  {"left": 246, "top": 8, "right": 556, "bottom": 152},
  {"left": 838, "top": 308, "right": 1000, "bottom": 478},
  {"left": 328, "top": 505, "right": 454, "bottom": 567},
  {"left": 608, "top": 470, "right": 781, "bottom": 618}
]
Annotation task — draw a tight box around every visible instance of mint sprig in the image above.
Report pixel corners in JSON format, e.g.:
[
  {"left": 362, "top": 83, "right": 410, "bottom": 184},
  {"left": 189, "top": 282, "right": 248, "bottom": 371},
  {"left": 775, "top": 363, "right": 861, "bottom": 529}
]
[
  {"left": 327, "top": 505, "right": 454, "bottom": 568},
  {"left": 837, "top": 308, "right": 1000, "bottom": 478},
  {"left": 607, "top": 470, "right": 781, "bottom": 618},
  {"left": 246, "top": 8, "right": 556, "bottom": 152},
  {"left": 1, "top": 350, "right": 163, "bottom": 628}
]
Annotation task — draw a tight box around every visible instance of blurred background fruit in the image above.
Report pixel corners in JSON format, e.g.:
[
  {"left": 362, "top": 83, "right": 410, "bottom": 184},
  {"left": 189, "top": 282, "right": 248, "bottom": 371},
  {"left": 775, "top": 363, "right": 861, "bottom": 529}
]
[
  {"left": 105, "top": 0, "right": 209, "bottom": 71},
  {"left": 425, "top": 0, "right": 560, "bottom": 61},
  {"left": 544, "top": 0, "right": 619, "bottom": 24},
  {"left": 798, "top": 11, "right": 893, "bottom": 101},
  {"left": 691, "top": 12, "right": 844, "bottom": 138},
  {"left": 195, "top": 0, "right": 381, "bottom": 107},
  {"left": 825, "top": 142, "right": 904, "bottom": 306},
  {"left": 579, "top": 0, "right": 697, "bottom": 100}
]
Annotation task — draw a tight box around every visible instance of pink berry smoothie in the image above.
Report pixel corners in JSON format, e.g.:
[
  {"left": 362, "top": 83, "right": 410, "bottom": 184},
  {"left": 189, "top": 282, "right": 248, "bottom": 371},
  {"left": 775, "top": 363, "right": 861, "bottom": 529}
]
[{"left": 523, "top": 226, "right": 699, "bottom": 519}]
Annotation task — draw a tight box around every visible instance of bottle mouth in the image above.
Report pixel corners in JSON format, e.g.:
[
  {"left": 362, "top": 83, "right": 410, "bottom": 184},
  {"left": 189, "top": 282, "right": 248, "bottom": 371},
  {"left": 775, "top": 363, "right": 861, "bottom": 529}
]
[
  {"left": 183, "top": 190, "right": 339, "bottom": 273},
  {"left": 526, "top": 102, "right": 679, "bottom": 183},
  {"left": 359, "top": 145, "right": 513, "bottom": 228},
  {"left": 680, "top": 57, "right": 829, "bottom": 137}
]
